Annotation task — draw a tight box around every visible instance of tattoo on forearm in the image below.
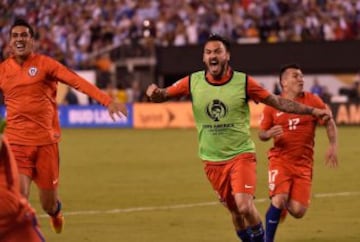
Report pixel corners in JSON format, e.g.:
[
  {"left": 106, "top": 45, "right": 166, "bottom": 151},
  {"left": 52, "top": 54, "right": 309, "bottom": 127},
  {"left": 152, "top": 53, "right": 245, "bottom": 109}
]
[
  {"left": 264, "top": 95, "right": 313, "bottom": 115},
  {"left": 151, "top": 89, "right": 168, "bottom": 103}
]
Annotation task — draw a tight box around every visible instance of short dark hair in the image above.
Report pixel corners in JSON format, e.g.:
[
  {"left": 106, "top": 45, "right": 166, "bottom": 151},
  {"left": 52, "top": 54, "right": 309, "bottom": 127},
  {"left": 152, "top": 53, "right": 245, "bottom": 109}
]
[
  {"left": 279, "top": 63, "right": 301, "bottom": 87},
  {"left": 279, "top": 63, "right": 301, "bottom": 81},
  {"left": 10, "top": 18, "right": 35, "bottom": 37},
  {"left": 205, "top": 33, "right": 230, "bottom": 52}
]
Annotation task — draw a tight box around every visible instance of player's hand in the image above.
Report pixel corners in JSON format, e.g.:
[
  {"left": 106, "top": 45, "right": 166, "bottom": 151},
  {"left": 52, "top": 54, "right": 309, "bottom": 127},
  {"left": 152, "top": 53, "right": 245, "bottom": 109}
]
[
  {"left": 146, "top": 83, "right": 158, "bottom": 97},
  {"left": 325, "top": 144, "right": 338, "bottom": 168},
  {"left": 146, "top": 83, "right": 165, "bottom": 102},
  {"left": 312, "top": 108, "right": 332, "bottom": 121},
  {"left": 107, "top": 101, "right": 128, "bottom": 121},
  {"left": 266, "top": 125, "right": 283, "bottom": 138}
]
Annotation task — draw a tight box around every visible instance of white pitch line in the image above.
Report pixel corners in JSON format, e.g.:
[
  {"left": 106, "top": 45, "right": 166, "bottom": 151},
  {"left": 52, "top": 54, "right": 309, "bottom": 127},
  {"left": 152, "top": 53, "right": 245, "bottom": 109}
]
[{"left": 38, "top": 191, "right": 360, "bottom": 218}]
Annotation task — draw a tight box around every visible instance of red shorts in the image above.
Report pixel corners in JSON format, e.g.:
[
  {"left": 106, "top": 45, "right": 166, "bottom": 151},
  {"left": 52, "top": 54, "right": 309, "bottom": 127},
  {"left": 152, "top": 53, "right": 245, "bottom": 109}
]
[
  {"left": 0, "top": 188, "right": 45, "bottom": 242},
  {"left": 10, "top": 143, "right": 60, "bottom": 190},
  {"left": 268, "top": 157, "right": 313, "bottom": 207},
  {"left": 204, "top": 153, "right": 257, "bottom": 210}
]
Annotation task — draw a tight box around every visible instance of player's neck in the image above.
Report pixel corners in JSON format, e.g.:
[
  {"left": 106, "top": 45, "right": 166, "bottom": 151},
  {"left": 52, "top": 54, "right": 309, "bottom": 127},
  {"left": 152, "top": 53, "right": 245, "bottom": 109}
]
[
  {"left": 13, "top": 53, "right": 31, "bottom": 65},
  {"left": 206, "top": 66, "right": 232, "bottom": 83},
  {"left": 282, "top": 91, "right": 302, "bottom": 100}
]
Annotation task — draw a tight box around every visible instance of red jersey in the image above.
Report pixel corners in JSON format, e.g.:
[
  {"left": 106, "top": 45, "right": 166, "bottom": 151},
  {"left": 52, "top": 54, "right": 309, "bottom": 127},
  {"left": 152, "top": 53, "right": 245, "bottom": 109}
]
[
  {"left": 0, "top": 135, "right": 44, "bottom": 241},
  {"left": 0, "top": 135, "right": 21, "bottom": 230},
  {"left": 0, "top": 53, "right": 112, "bottom": 145},
  {"left": 167, "top": 68, "right": 270, "bottom": 102},
  {"left": 0, "top": 136, "right": 18, "bottom": 192},
  {"left": 260, "top": 92, "right": 326, "bottom": 164}
]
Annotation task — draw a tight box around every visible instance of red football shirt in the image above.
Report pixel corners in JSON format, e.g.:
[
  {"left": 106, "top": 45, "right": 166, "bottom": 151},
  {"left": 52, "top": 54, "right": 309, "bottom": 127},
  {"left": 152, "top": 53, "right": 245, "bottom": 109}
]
[
  {"left": 0, "top": 53, "right": 112, "bottom": 145},
  {"left": 260, "top": 92, "right": 326, "bottom": 163},
  {"left": 167, "top": 68, "right": 270, "bottom": 102}
]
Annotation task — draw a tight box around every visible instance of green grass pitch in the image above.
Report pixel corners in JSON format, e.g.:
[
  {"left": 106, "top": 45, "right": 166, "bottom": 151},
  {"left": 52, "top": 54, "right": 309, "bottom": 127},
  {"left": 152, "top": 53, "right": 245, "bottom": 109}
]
[{"left": 29, "top": 126, "right": 360, "bottom": 242}]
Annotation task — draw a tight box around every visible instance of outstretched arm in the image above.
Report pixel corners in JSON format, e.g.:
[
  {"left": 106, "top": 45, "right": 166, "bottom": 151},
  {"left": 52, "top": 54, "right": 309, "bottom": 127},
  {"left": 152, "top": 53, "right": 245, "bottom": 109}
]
[
  {"left": 107, "top": 100, "right": 128, "bottom": 121},
  {"left": 262, "top": 94, "right": 332, "bottom": 120},
  {"left": 324, "top": 118, "right": 338, "bottom": 168}
]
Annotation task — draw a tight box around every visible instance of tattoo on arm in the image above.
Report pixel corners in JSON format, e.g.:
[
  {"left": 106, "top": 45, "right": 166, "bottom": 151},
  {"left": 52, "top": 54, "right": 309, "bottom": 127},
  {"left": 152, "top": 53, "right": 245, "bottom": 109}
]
[
  {"left": 263, "top": 94, "right": 313, "bottom": 115},
  {"left": 151, "top": 88, "right": 169, "bottom": 103}
]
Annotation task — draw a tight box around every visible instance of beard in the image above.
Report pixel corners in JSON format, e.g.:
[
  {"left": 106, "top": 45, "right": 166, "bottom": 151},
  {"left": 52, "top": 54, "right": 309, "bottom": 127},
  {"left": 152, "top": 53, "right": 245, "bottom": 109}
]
[{"left": 206, "top": 61, "right": 227, "bottom": 79}]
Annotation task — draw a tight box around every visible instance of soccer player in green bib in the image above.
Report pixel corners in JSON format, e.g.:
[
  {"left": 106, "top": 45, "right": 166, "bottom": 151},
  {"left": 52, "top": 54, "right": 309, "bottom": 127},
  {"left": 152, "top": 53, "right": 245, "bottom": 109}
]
[{"left": 146, "top": 34, "right": 332, "bottom": 242}]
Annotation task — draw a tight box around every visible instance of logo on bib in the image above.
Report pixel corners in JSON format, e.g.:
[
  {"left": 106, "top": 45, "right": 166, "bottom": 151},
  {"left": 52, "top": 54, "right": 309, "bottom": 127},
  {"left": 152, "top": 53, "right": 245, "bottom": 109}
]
[{"left": 206, "top": 99, "right": 228, "bottom": 122}]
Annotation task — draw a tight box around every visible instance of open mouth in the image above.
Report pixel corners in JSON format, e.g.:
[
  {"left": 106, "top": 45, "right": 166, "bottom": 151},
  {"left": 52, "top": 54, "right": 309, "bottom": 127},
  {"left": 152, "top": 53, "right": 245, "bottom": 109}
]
[
  {"left": 208, "top": 59, "right": 220, "bottom": 73},
  {"left": 15, "top": 42, "right": 26, "bottom": 52}
]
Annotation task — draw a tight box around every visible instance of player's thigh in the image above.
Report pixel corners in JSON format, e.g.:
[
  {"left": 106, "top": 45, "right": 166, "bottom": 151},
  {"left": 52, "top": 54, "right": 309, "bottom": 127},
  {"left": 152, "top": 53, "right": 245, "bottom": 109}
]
[
  {"left": 10, "top": 144, "right": 37, "bottom": 179},
  {"left": 34, "top": 143, "right": 60, "bottom": 190},
  {"left": 230, "top": 152, "right": 257, "bottom": 195},
  {"left": 268, "top": 160, "right": 292, "bottom": 197},
  {"left": 290, "top": 170, "right": 312, "bottom": 208},
  {"left": 204, "top": 161, "right": 233, "bottom": 207},
  {"left": 205, "top": 153, "right": 257, "bottom": 210}
]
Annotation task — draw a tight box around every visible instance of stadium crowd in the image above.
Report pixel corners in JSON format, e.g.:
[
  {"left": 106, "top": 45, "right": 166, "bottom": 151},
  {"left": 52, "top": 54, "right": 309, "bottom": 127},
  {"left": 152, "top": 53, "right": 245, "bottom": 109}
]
[
  {"left": 1, "top": 0, "right": 360, "bottom": 69},
  {"left": 1, "top": 0, "right": 360, "bottom": 103}
]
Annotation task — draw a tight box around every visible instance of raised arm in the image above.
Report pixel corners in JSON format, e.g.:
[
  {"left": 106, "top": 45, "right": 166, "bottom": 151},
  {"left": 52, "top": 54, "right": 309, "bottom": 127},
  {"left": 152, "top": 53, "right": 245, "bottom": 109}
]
[
  {"left": 146, "top": 76, "right": 190, "bottom": 103},
  {"left": 262, "top": 94, "right": 332, "bottom": 120}
]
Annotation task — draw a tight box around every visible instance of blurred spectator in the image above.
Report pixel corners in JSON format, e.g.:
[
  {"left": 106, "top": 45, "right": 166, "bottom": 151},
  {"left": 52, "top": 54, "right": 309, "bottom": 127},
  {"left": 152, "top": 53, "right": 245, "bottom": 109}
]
[
  {"left": 320, "top": 86, "right": 332, "bottom": 105},
  {"left": 310, "top": 77, "right": 323, "bottom": 96},
  {"left": 103, "top": 82, "right": 118, "bottom": 101},
  {"left": 126, "top": 80, "right": 145, "bottom": 103},
  {"left": 63, "top": 88, "right": 79, "bottom": 105},
  {"left": 273, "top": 82, "right": 281, "bottom": 95},
  {"left": 116, "top": 83, "right": 128, "bottom": 103},
  {"left": 94, "top": 53, "right": 113, "bottom": 89},
  {"left": 339, "top": 81, "right": 360, "bottom": 102},
  {"left": 348, "top": 81, "right": 360, "bottom": 102}
]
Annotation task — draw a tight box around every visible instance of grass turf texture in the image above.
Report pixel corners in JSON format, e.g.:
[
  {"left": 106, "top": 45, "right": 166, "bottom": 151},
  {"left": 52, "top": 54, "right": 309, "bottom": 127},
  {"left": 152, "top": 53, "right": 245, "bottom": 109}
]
[{"left": 29, "top": 127, "right": 360, "bottom": 242}]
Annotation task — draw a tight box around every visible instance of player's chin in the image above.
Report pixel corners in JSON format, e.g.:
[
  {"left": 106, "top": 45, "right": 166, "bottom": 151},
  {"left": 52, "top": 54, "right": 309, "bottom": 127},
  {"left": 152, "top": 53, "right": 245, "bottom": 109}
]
[
  {"left": 207, "top": 66, "right": 221, "bottom": 76},
  {"left": 14, "top": 50, "right": 28, "bottom": 57}
]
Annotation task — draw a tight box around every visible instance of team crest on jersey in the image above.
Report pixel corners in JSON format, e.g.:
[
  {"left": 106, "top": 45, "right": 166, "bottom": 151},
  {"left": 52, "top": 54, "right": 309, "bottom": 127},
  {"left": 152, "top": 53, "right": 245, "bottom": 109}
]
[
  {"left": 28, "top": 67, "right": 38, "bottom": 77},
  {"left": 206, "top": 99, "right": 228, "bottom": 122}
]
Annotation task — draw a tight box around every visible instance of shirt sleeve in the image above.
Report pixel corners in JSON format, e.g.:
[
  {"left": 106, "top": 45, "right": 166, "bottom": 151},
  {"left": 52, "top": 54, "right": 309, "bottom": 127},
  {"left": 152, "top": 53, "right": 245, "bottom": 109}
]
[
  {"left": 247, "top": 75, "right": 271, "bottom": 103},
  {"left": 307, "top": 93, "right": 327, "bottom": 125},
  {"left": 166, "top": 76, "right": 190, "bottom": 97},
  {"left": 259, "top": 105, "right": 274, "bottom": 131},
  {"left": 45, "top": 56, "right": 112, "bottom": 106}
]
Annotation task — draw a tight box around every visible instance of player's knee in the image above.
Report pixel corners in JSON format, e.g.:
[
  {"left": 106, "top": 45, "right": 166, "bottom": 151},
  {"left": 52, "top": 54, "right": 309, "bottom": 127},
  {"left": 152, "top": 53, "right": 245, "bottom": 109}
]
[
  {"left": 271, "top": 194, "right": 288, "bottom": 209},
  {"left": 289, "top": 208, "right": 306, "bottom": 218},
  {"left": 236, "top": 202, "right": 252, "bottom": 216}
]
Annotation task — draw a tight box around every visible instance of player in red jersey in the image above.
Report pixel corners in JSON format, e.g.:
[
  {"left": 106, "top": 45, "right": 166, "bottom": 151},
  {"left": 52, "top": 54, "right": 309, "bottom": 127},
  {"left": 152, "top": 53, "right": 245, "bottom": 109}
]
[
  {"left": 0, "top": 19, "right": 127, "bottom": 234},
  {"left": 258, "top": 64, "right": 338, "bottom": 242},
  {"left": 147, "top": 34, "right": 332, "bottom": 242},
  {"left": 0, "top": 120, "right": 45, "bottom": 242}
]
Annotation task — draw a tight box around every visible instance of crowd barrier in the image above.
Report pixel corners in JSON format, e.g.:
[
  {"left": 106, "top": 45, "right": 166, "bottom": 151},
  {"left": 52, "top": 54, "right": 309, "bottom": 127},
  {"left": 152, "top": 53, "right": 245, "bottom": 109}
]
[{"left": 0, "top": 102, "right": 358, "bottom": 128}]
